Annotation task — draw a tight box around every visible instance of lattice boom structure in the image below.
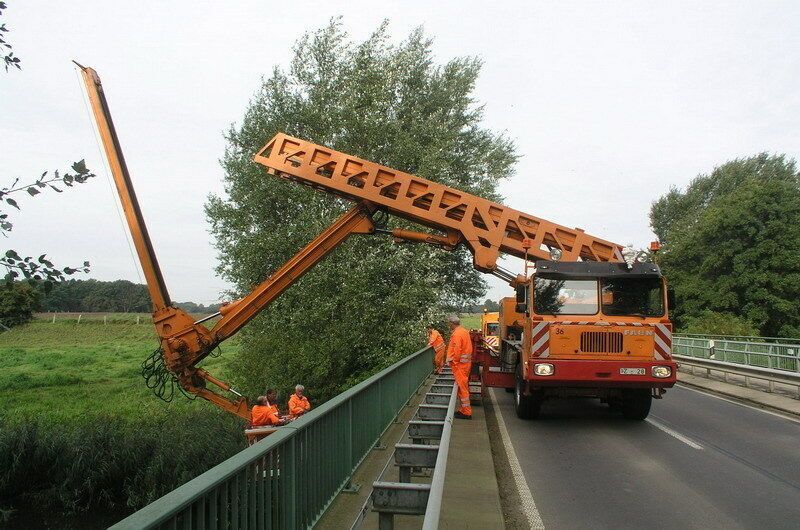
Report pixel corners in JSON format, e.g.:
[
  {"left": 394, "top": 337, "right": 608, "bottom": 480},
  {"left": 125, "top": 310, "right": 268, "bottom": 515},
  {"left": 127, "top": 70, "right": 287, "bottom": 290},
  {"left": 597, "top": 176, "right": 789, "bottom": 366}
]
[{"left": 254, "top": 133, "right": 624, "bottom": 272}]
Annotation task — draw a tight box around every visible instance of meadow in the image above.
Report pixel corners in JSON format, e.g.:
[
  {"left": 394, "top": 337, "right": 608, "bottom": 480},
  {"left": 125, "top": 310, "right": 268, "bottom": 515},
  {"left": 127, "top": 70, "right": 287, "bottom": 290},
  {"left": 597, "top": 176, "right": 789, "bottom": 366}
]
[{"left": 0, "top": 315, "right": 245, "bottom": 528}]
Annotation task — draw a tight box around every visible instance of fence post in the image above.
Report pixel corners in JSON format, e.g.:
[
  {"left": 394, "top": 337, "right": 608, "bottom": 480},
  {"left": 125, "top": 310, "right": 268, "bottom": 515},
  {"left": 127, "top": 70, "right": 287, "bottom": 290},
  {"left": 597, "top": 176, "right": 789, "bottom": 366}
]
[
  {"left": 104, "top": 315, "right": 107, "bottom": 325},
  {"left": 77, "top": 314, "right": 82, "bottom": 324},
  {"left": 136, "top": 315, "right": 141, "bottom": 325},
  {"left": 52, "top": 314, "right": 56, "bottom": 324}
]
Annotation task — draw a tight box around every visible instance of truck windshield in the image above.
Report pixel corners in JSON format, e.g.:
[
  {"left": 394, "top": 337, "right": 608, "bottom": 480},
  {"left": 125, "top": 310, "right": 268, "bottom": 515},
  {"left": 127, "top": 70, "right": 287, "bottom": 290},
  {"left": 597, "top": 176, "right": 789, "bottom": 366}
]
[
  {"left": 486, "top": 323, "right": 500, "bottom": 335},
  {"left": 533, "top": 278, "right": 599, "bottom": 315},
  {"left": 601, "top": 277, "right": 664, "bottom": 317}
]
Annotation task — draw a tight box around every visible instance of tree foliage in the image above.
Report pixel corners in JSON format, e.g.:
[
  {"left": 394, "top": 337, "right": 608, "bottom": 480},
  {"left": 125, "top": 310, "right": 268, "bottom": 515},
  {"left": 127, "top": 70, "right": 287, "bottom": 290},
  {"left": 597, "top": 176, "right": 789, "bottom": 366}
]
[
  {"left": 0, "top": 2, "right": 21, "bottom": 72},
  {"left": 206, "top": 20, "right": 517, "bottom": 400},
  {"left": 39, "top": 279, "right": 150, "bottom": 313},
  {"left": 0, "top": 282, "right": 39, "bottom": 327},
  {"left": 682, "top": 311, "right": 759, "bottom": 337},
  {"left": 651, "top": 154, "right": 800, "bottom": 337}
]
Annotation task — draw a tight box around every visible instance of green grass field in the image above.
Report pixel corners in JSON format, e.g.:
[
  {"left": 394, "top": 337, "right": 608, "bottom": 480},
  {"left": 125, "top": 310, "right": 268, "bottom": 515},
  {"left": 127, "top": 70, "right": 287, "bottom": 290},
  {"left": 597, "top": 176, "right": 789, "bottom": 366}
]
[
  {"left": 0, "top": 317, "right": 235, "bottom": 422},
  {"left": 460, "top": 313, "right": 482, "bottom": 330}
]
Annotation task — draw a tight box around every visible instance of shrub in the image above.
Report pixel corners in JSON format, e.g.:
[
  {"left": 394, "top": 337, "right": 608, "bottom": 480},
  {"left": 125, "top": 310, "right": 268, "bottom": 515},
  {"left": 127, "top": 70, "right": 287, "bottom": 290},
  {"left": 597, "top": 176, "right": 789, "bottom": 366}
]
[
  {"left": 681, "top": 311, "right": 759, "bottom": 336},
  {"left": 0, "top": 410, "right": 245, "bottom": 520},
  {"left": 0, "top": 283, "right": 40, "bottom": 327}
]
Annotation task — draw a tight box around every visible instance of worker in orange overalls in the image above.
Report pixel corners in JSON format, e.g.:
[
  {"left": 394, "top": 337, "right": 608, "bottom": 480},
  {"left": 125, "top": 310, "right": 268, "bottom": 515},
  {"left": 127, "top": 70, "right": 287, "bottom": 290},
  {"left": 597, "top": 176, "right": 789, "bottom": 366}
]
[
  {"left": 427, "top": 323, "right": 447, "bottom": 374},
  {"left": 251, "top": 395, "right": 284, "bottom": 427},
  {"left": 446, "top": 314, "right": 473, "bottom": 419},
  {"left": 288, "top": 384, "right": 312, "bottom": 416}
]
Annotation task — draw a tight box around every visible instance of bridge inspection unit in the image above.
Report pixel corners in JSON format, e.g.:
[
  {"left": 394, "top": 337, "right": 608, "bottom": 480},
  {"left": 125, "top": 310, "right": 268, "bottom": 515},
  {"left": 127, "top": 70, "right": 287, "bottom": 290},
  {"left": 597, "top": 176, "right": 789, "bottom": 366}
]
[{"left": 78, "top": 63, "right": 799, "bottom": 529}]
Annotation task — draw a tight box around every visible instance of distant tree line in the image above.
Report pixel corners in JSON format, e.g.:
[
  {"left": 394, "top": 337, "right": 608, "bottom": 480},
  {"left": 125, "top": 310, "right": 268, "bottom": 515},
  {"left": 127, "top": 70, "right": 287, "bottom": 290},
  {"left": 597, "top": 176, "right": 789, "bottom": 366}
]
[
  {"left": 463, "top": 298, "right": 500, "bottom": 313},
  {"left": 0, "top": 279, "right": 222, "bottom": 326}
]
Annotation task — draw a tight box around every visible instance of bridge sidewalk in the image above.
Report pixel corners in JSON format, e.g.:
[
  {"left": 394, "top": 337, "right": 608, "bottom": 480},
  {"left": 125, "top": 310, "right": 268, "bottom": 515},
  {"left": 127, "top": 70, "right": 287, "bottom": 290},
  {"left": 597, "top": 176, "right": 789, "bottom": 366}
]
[
  {"left": 678, "top": 371, "right": 800, "bottom": 417},
  {"left": 438, "top": 403, "right": 505, "bottom": 529}
]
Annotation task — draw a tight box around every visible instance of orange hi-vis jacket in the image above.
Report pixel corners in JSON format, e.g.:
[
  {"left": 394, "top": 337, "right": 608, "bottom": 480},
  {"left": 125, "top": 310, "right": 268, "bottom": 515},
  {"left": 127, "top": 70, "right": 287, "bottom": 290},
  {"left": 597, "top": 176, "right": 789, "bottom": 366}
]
[
  {"left": 428, "top": 329, "right": 446, "bottom": 355},
  {"left": 251, "top": 404, "right": 280, "bottom": 426},
  {"left": 447, "top": 326, "right": 473, "bottom": 364},
  {"left": 288, "top": 394, "right": 311, "bottom": 415}
]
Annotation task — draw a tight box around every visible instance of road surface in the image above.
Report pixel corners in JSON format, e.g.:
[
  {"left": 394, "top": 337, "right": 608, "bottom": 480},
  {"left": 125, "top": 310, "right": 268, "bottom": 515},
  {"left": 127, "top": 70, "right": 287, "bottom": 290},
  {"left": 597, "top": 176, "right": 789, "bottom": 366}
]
[{"left": 493, "top": 385, "right": 800, "bottom": 529}]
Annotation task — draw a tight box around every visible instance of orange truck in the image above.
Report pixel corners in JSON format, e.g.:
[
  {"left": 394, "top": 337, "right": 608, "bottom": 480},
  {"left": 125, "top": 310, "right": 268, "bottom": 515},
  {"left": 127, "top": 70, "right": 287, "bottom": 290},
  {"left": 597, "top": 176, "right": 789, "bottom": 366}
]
[
  {"left": 475, "top": 261, "right": 676, "bottom": 419},
  {"left": 79, "top": 65, "right": 675, "bottom": 424},
  {"left": 480, "top": 310, "right": 500, "bottom": 352}
]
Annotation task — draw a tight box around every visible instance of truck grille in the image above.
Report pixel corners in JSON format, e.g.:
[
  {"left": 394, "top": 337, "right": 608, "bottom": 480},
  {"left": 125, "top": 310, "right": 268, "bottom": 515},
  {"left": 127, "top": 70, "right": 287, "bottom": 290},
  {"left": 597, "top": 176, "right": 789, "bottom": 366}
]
[{"left": 580, "top": 331, "right": 623, "bottom": 353}]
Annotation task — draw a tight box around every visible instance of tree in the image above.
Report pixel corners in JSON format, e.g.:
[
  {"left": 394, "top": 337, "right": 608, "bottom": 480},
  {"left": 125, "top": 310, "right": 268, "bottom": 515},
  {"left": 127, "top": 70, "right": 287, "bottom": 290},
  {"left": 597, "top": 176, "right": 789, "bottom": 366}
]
[
  {"left": 0, "top": 2, "right": 94, "bottom": 311},
  {"left": 651, "top": 154, "right": 800, "bottom": 337},
  {"left": 206, "top": 20, "right": 517, "bottom": 400}
]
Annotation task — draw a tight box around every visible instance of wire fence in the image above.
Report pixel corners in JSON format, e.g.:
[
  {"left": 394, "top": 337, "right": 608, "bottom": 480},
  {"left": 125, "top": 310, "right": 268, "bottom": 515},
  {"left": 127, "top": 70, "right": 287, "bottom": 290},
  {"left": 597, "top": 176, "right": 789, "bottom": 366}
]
[{"left": 32, "top": 312, "right": 216, "bottom": 325}]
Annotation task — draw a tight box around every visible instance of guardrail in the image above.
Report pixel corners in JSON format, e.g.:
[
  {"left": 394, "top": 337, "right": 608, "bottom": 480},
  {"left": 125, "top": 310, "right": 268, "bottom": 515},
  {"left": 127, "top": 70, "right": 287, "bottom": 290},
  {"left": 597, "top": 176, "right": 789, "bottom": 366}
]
[
  {"left": 673, "top": 335, "right": 800, "bottom": 373},
  {"left": 110, "top": 346, "right": 434, "bottom": 530},
  {"left": 675, "top": 333, "right": 800, "bottom": 345},
  {"left": 674, "top": 354, "right": 800, "bottom": 398},
  {"left": 369, "top": 370, "right": 458, "bottom": 529}
]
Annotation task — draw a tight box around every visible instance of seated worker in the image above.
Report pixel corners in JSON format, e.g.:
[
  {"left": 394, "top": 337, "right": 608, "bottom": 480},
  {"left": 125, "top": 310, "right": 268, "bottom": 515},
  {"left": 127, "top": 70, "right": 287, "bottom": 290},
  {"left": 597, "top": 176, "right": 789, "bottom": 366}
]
[
  {"left": 288, "top": 384, "right": 312, "bottom": 416},
  {"left": 251, "top": 395, "right": 284, "bottom": 427},
  {"left": 265, "top": 388, "right": 281, "bottom": 415}
]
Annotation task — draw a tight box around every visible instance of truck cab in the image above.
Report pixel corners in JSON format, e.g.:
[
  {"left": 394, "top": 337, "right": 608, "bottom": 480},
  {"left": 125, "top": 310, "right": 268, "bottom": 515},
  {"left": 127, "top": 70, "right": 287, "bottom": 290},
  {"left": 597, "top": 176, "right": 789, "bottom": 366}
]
[
  {"left": 480, "top": 310, "right": 501, "bottom": 352},
  {"left": 514, "top": 260, "right": 677, "bottom": 420}
]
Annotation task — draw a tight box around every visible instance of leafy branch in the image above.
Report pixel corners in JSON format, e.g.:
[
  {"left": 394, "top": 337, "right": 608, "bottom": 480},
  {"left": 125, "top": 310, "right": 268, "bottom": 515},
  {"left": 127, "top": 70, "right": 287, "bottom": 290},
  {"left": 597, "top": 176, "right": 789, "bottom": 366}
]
[
  {"left": 0, "top": 2, "right": 21, "bottom": 72},
  {"left": 1, "top": 161, "right": 96, "bottom": 291}
]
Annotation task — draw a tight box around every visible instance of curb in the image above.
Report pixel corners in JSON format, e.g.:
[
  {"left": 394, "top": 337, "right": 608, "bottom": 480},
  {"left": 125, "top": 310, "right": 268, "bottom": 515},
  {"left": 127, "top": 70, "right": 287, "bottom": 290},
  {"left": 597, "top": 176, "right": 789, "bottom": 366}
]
[{"left": 677, "top": 374, "right": 800, "bottom": 419}]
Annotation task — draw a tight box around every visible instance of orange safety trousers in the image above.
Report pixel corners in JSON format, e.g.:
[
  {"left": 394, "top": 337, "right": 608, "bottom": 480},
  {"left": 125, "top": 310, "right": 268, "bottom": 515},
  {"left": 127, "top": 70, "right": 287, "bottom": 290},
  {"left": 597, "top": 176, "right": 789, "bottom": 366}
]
[
  {"left": 450, "top": 360, "right": 472, "bottom": 416},
  {"left": 433, "top": 343, "right": 446, "bottom": 373}
]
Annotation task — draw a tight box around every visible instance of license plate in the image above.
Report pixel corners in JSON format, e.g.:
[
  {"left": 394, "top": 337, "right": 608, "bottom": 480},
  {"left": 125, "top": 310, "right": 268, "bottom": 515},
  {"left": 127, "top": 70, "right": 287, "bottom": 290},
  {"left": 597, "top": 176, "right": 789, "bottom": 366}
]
[{"left": 620, "top": 368, "right": 645, "bottom": 375}]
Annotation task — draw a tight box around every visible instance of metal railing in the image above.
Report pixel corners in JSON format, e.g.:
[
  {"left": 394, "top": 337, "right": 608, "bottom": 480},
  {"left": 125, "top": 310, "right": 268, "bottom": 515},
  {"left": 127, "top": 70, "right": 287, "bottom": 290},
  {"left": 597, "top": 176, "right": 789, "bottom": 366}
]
[
  {"left": 110, "top": 346, "right": 434, "bottom": 530},
  {"left": 674, "top": 355, "right": 800, "bottom": 398},
  {"left": 368, "top": 370, "right": 458, "bottom": 529},
  {"left": 676, "top": 333, "right": 800, "bottom": 345},
  {"left": 673, "top": 335, "right": 800, "bottom": 373}
]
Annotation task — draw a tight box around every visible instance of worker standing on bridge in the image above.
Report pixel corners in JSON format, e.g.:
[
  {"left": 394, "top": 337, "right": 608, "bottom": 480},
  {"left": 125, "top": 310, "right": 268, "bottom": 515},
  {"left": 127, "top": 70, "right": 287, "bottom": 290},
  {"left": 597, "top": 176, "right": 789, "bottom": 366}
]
[
  {"left": 288, "top": 384, "right": 312, "bottom": 416},
  {"left": 427, "top": 323, "right": 446, "bottom": 374},
  {"left": 446, "top": 315, "right": 473, "bottom": 419}
]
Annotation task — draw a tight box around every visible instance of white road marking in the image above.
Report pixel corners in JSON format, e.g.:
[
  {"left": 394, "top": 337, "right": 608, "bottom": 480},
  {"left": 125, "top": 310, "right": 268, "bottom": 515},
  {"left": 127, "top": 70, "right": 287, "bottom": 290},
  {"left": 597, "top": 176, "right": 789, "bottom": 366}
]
[
  {"left": 646, "top": 417, "right": 703, "bottom": 450},
  {"left": 677, "top": 383, "right": 800, "bottom": 425},
  {"left": 488, "top": 388, "right": 545, "bottom": 529}
]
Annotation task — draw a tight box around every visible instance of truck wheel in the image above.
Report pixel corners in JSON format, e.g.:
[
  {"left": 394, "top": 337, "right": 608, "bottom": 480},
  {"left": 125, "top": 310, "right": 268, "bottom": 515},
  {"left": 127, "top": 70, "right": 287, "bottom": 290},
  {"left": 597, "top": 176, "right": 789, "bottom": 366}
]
[
  {"left": 621, "top": 389, "right": 652, "bottom": 420},
  {"left": 514, "top": 365, "right": 541, "bottom": 419},
  {"left": 505, "top": 387, "right": 514, "bottom": 393}
]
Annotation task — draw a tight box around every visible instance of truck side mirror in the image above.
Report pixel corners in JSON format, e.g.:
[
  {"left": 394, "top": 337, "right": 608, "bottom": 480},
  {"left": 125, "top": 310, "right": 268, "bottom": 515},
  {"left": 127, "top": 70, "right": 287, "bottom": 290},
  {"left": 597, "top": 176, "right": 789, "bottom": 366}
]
[
  {"left": 667, "top": 287, "right": 676, "bottom": 310},
  {"left": 515, "top": 285, "right": 528, "bottom": 314}
]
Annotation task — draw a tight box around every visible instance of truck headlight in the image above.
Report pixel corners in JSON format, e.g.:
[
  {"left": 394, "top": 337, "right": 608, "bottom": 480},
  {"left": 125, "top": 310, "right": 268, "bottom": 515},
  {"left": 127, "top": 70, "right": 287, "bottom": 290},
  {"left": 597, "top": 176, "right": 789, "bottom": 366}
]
[
  {"left": 651, "top": 366, "right": 672, "bottom": 378},
  {"left": 534, "top": 363, "right": 554, "bottom": 376}
]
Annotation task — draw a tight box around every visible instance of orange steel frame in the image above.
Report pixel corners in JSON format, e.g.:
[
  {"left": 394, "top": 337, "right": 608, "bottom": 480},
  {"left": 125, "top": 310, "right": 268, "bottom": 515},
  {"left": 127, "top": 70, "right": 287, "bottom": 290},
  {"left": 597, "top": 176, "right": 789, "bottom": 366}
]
[{"left": 78, "top": 65, "right": 624, "bottom": 421}]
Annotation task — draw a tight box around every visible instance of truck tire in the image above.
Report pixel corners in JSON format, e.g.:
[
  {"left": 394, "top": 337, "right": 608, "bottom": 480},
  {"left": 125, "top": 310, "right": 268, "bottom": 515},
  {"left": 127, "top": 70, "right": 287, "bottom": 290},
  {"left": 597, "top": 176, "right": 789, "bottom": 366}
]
[
  {"left": 621, "top": 389, "right": 651, "bottom": 420},
  {"left": 505, "top": 387, "right": 514, "bottom": 393},
  {"left": 514, "top": 364, "right": 542, "bottom": 419}
]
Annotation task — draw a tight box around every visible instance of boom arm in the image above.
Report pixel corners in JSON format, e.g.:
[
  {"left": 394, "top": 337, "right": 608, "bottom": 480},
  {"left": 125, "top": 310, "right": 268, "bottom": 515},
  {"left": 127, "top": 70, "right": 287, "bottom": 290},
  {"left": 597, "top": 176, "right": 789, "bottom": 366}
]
[
  {"left": 78, "top": 65, "right": 622, "bottom": 422},
  {"left": 253, "top": 133, "right": 624, "bottom": 276}
]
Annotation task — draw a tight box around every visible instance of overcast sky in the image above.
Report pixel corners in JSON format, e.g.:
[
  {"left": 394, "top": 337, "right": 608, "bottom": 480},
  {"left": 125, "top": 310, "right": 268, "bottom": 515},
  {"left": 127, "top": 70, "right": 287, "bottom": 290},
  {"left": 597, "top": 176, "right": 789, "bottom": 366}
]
[{"left": 2, "top": 1, "right": 798, "bottom": 304}]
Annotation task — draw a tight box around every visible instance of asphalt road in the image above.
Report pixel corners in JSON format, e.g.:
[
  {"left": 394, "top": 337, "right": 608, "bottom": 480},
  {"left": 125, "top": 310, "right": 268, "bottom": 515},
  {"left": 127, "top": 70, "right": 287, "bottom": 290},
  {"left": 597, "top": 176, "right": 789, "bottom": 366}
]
[{"left": 494, "top": 385, "right": 800, "bottom": 529}]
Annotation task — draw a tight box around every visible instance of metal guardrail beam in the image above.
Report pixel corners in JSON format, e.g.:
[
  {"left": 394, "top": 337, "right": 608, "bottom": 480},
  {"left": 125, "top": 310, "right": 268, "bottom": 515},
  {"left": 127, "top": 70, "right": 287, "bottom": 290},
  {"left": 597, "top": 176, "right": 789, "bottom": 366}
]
[
  {"left": 674, "top": 354, "right": 800, "bottom": 398},
  {"left": 673, "top": 335, "right": 800, "bottom": 374},
  {"left": 369, "top": 376, "right": 458, "bottom": 530},
  {"left": 110, "top": 346, "right": 434, "bottom": 530},
  {"left": 421, "top": 380, "right": 458, "bottom": 529}
]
